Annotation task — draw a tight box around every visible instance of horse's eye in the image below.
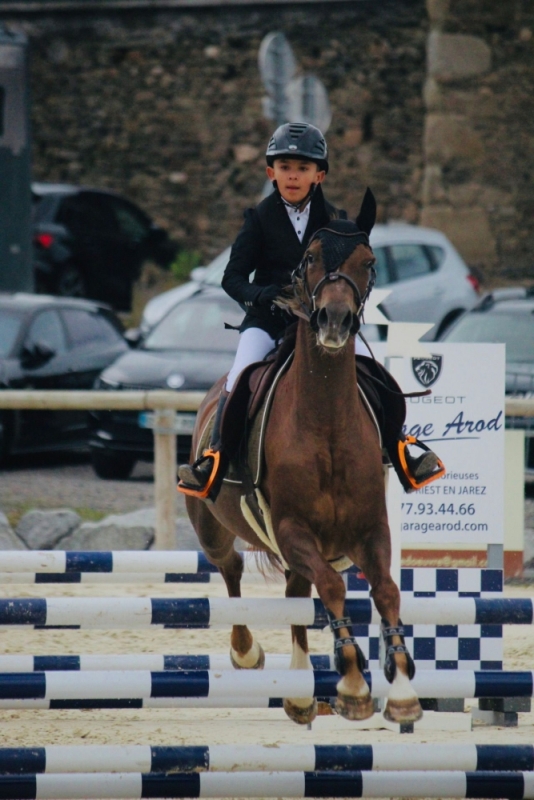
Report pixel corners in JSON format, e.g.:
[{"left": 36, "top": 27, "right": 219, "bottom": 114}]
[{"left": 307, "top": 254, "right": 314, "bottom": 265}]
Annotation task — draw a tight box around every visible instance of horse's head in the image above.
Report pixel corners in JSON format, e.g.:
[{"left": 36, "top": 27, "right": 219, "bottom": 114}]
[{"left": 291, "top": 188, "right": 377, "bottom": 351}]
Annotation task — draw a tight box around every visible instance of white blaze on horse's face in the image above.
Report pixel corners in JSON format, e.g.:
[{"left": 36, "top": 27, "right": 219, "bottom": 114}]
[{"left": 306, "top": 240, "right": 376, "bottom": 351}]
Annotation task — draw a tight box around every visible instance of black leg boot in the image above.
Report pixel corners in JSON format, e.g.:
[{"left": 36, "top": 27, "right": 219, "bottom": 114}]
[{"left": 178, "top": 392, "right": 228, "bottom": 495}]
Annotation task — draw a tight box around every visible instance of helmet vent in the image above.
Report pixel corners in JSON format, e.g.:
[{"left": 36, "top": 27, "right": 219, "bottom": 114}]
[{"left": 288, "top": 123, "right": 309, "bottom": 140}]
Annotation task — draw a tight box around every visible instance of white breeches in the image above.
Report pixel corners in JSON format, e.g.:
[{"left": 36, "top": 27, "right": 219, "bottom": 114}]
[{"left": 225, "top": 327, "right": 372, "bottom": 392}]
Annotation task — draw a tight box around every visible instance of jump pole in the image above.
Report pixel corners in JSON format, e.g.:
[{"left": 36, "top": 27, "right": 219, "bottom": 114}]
[
  {"left": 0, "top": 596, "right": 530, "bottom": 627},
  {"left": 0, "top": 770, "right": 533, "bottom": 799},
  {"left": 1, "top": 744, "right": 533, "bottom": 774},
  {"left": 0, "top": 669, "right": 530, "bottom": 705},
  {"left": 0, "top": 653, "right": 334, "bottom": 672}
]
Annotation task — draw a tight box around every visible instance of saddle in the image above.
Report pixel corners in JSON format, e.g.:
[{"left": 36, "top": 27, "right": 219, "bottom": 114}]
[{"left": 215, "top": 323, "right": 407, "bottom": 467}]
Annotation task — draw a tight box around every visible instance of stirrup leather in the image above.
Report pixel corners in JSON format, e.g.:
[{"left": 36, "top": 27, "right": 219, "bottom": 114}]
[
  {"left": 177, "top": 449, "right": 221, "bottom": 499},
  {"left": 397, "top": 435, "right": 445, "bottom": 491}
]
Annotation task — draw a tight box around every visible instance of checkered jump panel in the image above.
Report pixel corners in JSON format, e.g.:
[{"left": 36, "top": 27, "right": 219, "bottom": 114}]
[{"left": 346, "top": 568, "right": 503, "bottom": 671}]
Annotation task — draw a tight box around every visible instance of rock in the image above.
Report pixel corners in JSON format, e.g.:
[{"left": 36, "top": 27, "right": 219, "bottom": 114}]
[
  {"left": 426, "top": 0, "right": 450, "bottom": 25},
  {"left": 420, "top": 205, "right": 497, "bottom": 265},
  {"left": 16, "top": 509, "right": 81, "bottom": 550},
  {"left": 233, "top": 144, "right": 260, "bottom": 164},
  {"left": 59, "top": 508, "right": 156, "bottom": 551},
  {"left": 428, "top": 32, "right": 491, "bottom": 80},
  {"left": 424, "top": 113, "right": 485, "bottom": 166},
  {"left": 0, "top": 512, "right": 28, "bottom": 550}
]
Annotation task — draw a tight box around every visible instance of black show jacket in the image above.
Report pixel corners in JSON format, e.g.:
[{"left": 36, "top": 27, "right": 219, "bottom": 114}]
[{"left": 222, "top": 185, "right": 347, "bottom": 339}]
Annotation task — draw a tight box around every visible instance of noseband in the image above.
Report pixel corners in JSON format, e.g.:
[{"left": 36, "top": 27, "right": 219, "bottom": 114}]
[{"left": 292, "top": 226, "right": 376, "bottom": 336}]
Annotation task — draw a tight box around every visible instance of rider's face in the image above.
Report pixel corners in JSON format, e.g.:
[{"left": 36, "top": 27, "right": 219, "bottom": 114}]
[{"left": 266, "top": 158, "right": 325, "bottom": 205}]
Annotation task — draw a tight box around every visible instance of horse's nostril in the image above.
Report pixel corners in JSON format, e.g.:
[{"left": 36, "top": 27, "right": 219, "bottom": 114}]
[
  {"left": 317, "top": 307, "right": 329, "bottom": 328},
  {"left": 340, "top": 311, "right": 352, "bottom": 335}
]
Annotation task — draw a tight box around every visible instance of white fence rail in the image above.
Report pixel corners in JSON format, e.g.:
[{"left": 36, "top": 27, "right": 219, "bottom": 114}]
[{"left": 0, "top": 391, "right": 532, "bottom": 549}]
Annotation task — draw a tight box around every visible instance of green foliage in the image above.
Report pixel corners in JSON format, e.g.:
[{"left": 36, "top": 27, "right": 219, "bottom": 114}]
[{"left": 170, "top": 249, "right": 203, "bottom": 283}]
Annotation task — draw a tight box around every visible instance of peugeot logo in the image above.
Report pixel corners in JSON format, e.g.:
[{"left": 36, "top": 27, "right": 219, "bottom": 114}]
[{"left": 412, "top": 355, "right": 443, "bottom": 388}]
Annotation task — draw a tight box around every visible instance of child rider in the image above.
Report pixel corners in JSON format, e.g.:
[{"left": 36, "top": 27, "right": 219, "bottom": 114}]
[{"left": 178, "top": 122, "right": 443, "bottom": 499}]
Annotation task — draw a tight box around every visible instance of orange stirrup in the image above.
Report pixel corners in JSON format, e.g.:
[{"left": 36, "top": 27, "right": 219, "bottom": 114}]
[{"left": 177, "top": 449, "right": 221, "bottom": 499}]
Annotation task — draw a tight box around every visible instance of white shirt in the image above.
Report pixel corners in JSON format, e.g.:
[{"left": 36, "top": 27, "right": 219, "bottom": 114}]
[{"left": 283, "top": 201, "right": 310, "bottom": 243}]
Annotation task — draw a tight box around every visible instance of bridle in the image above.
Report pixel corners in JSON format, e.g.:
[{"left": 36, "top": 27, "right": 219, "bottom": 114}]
[{"left": 291, "top": 226, "right": 376, "bottom": 336}]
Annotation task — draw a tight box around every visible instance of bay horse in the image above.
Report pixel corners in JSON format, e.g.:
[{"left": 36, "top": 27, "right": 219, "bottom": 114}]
[{"left": 185, "top": 195, "right": 422, "bottom": 726}]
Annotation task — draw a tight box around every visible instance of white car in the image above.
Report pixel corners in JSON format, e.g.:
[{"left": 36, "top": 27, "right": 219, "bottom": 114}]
[{"left": 140, "top": 224, "right": 479, "bottom": 339}]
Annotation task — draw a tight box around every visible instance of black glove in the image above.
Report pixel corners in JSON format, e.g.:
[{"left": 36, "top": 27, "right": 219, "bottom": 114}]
[{"left": 255, "top": 284, "right": 280, "bottom": 309}]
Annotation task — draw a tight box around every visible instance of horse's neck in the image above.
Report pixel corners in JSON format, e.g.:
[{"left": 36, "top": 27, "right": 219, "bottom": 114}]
[{"left": 291, "top": 321, "right": 360, "bottom": 428}]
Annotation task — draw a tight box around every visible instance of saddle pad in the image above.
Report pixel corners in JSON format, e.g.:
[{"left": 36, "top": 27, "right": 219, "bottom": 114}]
[{"left": 196, "top": 352, "right": 294, "bottom": 488}]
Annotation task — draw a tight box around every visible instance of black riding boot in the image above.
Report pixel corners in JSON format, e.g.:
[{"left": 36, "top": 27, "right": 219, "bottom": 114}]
[{"left": 177, "top": 392, "right": 228, "bottom": 497}]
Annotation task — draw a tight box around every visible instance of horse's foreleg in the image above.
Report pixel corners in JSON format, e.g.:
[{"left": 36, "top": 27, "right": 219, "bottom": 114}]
[
  {"left": 277, "top": 522, "right": 373, "bottom": 722},
  {"left": 219, "top": 549, "right": 265, "bottom": 670},
  {"left": 360, "top": 541, "right": 422, "bottom": 724},
  {"left": 283, "top": 570, "right": 317, "bottom": 725},
  {"left": 189, "top": 499, "right": 264, "bottom": 671}
]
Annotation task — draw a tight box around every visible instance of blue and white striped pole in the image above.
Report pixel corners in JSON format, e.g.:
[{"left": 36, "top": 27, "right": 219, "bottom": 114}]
[
  {"left": 0, "top": 771, "right": 533, "bottom": 799},
  {"left": 0, "top": 669, "right": 530, "bottom": 708},
  {"left": 1, "top": 744, "right": 533, "bottom": 774},
  {"left": 0, "top": 551, "right": 357, "bottom": 578},
  {"left": 0, "top": 597, "right": 530, "bottom": 628},
  {"left": 0, "top": 653, "right": 334, "bottom": 673}
]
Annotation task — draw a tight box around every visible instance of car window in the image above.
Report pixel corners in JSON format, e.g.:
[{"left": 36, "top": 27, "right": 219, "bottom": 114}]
[
  {"left": 0, "top": 310, "right": 24, "bottom": 357},
  {"left": 24, "top": 310, "right": 67, "bottom": 355},
  {"left": 62, "top": 309, "right": 124, "bottom": 348},
  {"left": 373, "top": 247, "right": 390, "bottom": 287},
  {"left": 389, "top": 244, "right": 433, "bottom": 281},
  {"left": 427, "top": 245, "right": 446, "bottom": 268},
  {"left": 57, "top": 194, "right": 118, "bottom": 236},
  {"left": 444, "top": 311, "right": 534, "bottom": 362},
  {"left": 107, "top": 198, "right": 150, "bottom": 243},
  {"left": 31, "top": 193, "right": 58, "bottom": 223},
  {"left": 144, "top": 298, "right": 241, "bottom": 352}
]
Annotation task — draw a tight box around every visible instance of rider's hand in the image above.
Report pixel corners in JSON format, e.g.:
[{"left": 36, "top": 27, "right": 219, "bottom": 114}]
[{"left": 256, "top": 284, "right": 280, "bottom": 309}]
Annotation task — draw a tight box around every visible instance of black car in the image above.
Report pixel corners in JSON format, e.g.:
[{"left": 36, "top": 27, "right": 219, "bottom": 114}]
[
  {"left": 0, "top": 294, "right": 129, "bottom": 463},
  {"left": 439, "top": 287, "right": 534, "bottom": 475},
  {"left": 32, "top": 183, "right": 177, "bottom": 311},
  {"left": 90, "top": 288, "right": 243, "bottom": 479}
]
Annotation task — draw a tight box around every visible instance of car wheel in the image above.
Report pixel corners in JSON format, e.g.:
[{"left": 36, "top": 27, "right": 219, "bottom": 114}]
[
  {"left": 55, "top": 265, "right": 87, "bottom": 298},
  {"left": 91, "top": 450, "right": 136, "bottom": 480}
]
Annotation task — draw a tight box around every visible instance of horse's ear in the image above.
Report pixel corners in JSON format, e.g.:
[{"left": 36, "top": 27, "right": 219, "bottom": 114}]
[{"left": 355, "top": 187, "right": 376, "bottom": 236}]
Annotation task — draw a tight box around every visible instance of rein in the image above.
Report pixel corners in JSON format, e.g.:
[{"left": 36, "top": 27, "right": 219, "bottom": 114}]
[{"left": 291, "top": 227, "right": 376, "bottom": 335}]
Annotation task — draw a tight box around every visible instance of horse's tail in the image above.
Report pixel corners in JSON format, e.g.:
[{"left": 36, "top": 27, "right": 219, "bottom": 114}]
[{"left": 250, "top": 547, "right": 285, "bottom": 579}]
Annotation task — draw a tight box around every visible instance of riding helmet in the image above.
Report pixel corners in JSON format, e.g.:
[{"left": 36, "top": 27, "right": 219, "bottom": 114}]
[{"left": 266, "top": 122, "right": 329, "bottom": 173}]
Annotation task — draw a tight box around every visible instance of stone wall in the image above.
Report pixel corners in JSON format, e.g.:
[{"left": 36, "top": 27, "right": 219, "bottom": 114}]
[
  {"left": 3, "top": 0, "right": 533, "bottom": 281},
  {"left": 422, "top": 0, "right": 534, "bottom": 281},
  {"left": 4, "top": 2, "right": 428, "bottom": 261}
]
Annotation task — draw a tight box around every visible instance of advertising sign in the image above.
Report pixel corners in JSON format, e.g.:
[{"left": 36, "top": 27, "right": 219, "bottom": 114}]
[{"left": 398, "top": 343, "right": 505, "bottom": 545}]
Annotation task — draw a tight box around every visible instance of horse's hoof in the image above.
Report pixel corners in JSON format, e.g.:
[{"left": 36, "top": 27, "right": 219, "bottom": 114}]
[
  {"left": 317, "top": 700, "right": 335, "bottom": 716},
  {"left": 383, "top": 697, "right": 423, "bottom": 724},
  {"left": 335, "top": 691, "right": 374, "bottom": 721},
  {"left": 283, "top": 698, "right": 318, "bottom": 725},
  {"left": 229, "top": 643, "right": 265, "bottom": 670}
]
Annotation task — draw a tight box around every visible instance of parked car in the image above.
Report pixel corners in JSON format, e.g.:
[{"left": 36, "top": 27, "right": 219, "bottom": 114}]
[
  {"left": 439, "top": 287, "right": 534, "bottom": 476},
  {"left": 90, "top": 287, "right": 242, "bottom": 478},
  {"left": 138, "top": 224, "right": 479, "bottom": 339},
  {"left": 0, "top": 294, "right": 129, "bottom": 463},
  {"left": 32, "top": 183, "right": 177, "bottom": 311}
]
